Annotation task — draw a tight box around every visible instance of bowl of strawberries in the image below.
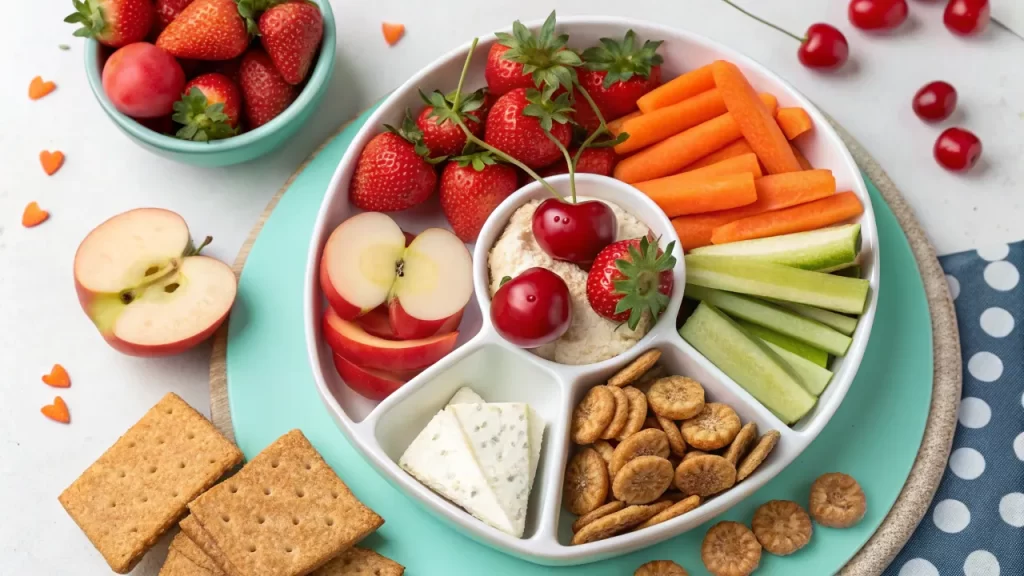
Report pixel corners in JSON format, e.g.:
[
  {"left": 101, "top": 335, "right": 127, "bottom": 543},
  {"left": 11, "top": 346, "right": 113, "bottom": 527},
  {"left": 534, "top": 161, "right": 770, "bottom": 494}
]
[{"left": 76, "top": 0, "right": 335, "bottom": 167}]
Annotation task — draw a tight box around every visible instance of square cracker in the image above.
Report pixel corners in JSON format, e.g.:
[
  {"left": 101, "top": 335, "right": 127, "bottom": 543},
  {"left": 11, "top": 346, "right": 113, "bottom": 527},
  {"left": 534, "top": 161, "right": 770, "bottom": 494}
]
[
  {"left": 159, "top": 548, "right": 216, "bottom": 576},
  {"left": 170, "top": 528, "right": 226, "bottom": 575},
  {"left": 59, "top": 393, "right": 243, "bottom": 573},
  {"left": 188, "top": 430, "right": 383, "bottom": 576},
  {"left": 179, "top": 515, "right": 240, "bottom": 575},
  {"left": 311, "top": 548, "right": 404, "bottom": 576}
]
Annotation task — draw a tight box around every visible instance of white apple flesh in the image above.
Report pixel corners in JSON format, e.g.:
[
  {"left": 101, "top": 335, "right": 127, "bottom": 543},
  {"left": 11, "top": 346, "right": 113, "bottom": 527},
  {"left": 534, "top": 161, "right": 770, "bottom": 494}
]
[
  {"left": 320, "top": 212, "right": 406, "bottom": 320},
  {"left": 74, "top": 208, "right": 237, "bottom": 357},
  {"left": 388, "top": 228, "right": 473, "bottom": 339}
]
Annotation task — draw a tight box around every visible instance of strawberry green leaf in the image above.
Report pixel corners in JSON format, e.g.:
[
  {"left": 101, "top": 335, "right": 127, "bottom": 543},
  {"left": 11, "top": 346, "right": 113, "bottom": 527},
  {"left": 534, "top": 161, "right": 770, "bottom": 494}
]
[
  {"left": 523, "top": 85, "right": 573, "bottom": 132},
  {"left": 609, "top": 236, "right": 677, "bottom": 330},
  {"left": 64, "top": 0, "right": 108, "bottom": 40},
  {"left": 384, "top": 109, "right": 447, "bottom": 164},
  {"left": 495, "top": 10, "right": 582, "bottom": 91},
  {"left": 452, "top": 149, "right": 499, "bottom": 171},
  {"left": 582, "top": 29, "right": 664, "bottom": 88},
  {"left": 420, "top": 88, "right": 485, "bottom": 127},
  {"left": 171, "top": 88, "right": 238, "bottom": 142}
]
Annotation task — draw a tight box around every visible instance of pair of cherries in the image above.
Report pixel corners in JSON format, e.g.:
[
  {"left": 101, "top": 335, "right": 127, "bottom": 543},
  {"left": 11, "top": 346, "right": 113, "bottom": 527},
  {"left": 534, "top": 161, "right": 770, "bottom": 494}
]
[{"left": 913, "top": 81, "right": 982, "bottom": 172}]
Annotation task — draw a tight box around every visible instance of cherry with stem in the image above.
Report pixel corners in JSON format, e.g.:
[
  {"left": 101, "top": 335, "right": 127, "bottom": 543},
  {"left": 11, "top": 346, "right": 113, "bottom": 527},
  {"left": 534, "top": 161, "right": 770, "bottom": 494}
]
[{"left": 719, "top": 0, "right": 849, "bottom": 70}]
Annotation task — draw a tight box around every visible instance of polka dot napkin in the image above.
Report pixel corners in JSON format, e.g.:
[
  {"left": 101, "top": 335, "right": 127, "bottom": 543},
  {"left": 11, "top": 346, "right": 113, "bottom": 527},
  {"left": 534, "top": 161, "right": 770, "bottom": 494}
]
[{"left": 887, "top": 241, "right": 1023, "bottom": 576}]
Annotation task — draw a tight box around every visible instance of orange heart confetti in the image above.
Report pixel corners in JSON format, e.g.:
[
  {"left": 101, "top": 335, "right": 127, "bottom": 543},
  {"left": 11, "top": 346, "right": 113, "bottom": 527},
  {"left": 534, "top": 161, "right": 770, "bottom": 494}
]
[
  {"left": 40, "top": 150, "right": 65, "bottom": 176},
  {"left": 42, "top": 364, "right": 71, "bottom": 388},
  {"left": 382, "top": 22, "right": 405, "bottom": 46},
  {"left": 29, "top": 76, "right": 57, "bottom": 100},
  {"left": 22, "top": 202, "right": 49, "bottom": 228},
  {"left": 41, "top": 396, "right": 70, "bottom": 424}
]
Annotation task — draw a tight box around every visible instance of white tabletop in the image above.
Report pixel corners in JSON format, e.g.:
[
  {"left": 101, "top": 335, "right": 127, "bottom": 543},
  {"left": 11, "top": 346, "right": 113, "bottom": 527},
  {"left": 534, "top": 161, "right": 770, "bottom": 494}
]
[{"left": 1, "top": 1, "right": 1021, "bottom": 574}]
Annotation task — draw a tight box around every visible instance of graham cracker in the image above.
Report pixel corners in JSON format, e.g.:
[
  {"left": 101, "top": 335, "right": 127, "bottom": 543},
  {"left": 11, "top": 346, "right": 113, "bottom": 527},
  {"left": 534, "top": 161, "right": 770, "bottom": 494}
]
[
  {"left": 170, "top": 528, "right": 225, "bottom": 575},
  {"left": 58, "top": 393, "right": 243, "bottom": 573},
  {"left": 159, "top": 548, "right": 216, "bottom": 576},
  {"left": 312, "top": 547, "right": 404, "bottom": 576},
  {"left": 188, "top": 430, "right": 384, "bottom": 576},
  {"left": 179, "top": 515, "right": 241, "bottom": 576}
]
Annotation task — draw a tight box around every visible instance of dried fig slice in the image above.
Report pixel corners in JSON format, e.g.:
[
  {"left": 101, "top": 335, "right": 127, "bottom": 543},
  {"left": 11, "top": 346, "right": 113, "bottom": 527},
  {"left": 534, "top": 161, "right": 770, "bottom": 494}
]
[
  {"left": 647, "top": 376, "right": 706, "bottom": 420},
  {"left": 635, "top": 560, "right": 690, "bottom": 576},
  {"left": 722, "top": 422, "right": 758, "bottom": 467},
  {"left": 612, "top": 456, "right": 674, "bottom": 504},
  {"left": 701, "top": 521, "right": 762, "bottom": 576},
  {"left": 809, "top": 472, "right": 866, "bottom": 528},
  {"left": 635, "top": 494, "right": 702, "bottom": 530},
  {"left": 572, "top": 386, "right": 616, "bottom": 444},
  {"left": 609, "top": 349, "right": 662, "bottom": 387},
  {"left": 563, "top": 448, "right": 610, "bottom": 515},
  {"left": 657, "top": 415, "right": 687, "bottom": 456},
  {"left": 571, "top": 504, "right": 659, "bottom": 545},
  {"left": 571, "top": 500, "right": 625, "bottom": 533},
  {"left": 682, "top": 450, "right": 707, "bottom": 462},
  {"left": 673, "top": 454, "right": 736, "bottom": 498},
  {"left": 680, "top": 403, "right": 741, "bottom": 451},
  {"left": 616, "top": 386, "right": 648, "bottom": 440},
  {"left": 602, "top": 385, "right": 630, "bottom": 439},
  {"left": 609, "top": 428, "right": 670, "bottom": 477},
  {"left": 752, "top": 500, "right": 813, "bottom": 555},
  {"left": 592, "top": 440, "right": 616, "bottom": 467},
  {"left": 736, "top": 430, "right": 781, "bottom": 482}
]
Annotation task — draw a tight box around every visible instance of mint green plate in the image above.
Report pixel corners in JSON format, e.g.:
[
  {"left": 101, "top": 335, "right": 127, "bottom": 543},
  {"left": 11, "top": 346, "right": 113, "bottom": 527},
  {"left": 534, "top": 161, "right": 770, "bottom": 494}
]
[{"left": 225, "top": 107, "right": 932, "bottom": 574}]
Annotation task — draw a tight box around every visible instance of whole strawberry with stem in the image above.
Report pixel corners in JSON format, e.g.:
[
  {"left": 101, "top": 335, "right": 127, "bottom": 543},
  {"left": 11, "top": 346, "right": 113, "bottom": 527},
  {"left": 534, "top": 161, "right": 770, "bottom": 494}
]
[
  {"left": 486, "top": 10, "right": 583, "bottom": 95},
  {"left": 153, "top": 0, "right": 194, "bottom": 35},
  {"left": 440, "top": 150, "right": 519, "bottom": 242},
  {"left": 172, "top": 73, "right": 241, "bottom": 141},
  {"left": 574, "top": 30, "right": 663, "bottom": 131},
  {"left": 587, "top": 236, "right": 676, "bottom": 329},
  {"left": 350, "top": 111, "right": 442, "bottom": 212},
  {"left": 416, "top": 88, "right": 487, "bottom": 158},
  {"left": 156, "top": 0, "right": 249, "bottom": 60},
  {"left": 238, "top": 48, "right": 297, "bottom": 128},
  {"left": 259, "top": 1, "right": 324, "bottom": 85},
  {"left": 720, "top": 0, "right": 849, "bottom": 70},
  {"left": 65, "top": 0, "right": 154, "bottom": 48},
  {"left": 485, "top": 85, "right": 573, "bottom": 169}
]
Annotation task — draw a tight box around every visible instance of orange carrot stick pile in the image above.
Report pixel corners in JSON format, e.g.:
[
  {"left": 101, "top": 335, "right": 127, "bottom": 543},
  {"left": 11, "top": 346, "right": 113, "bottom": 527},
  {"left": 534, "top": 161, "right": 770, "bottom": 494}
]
[
  {"left": 683, "top": 139, "right": 755, "bottom": 171},
  {"left": 633, "top": 154, "right": 762, "bottom": 216},
  {"left": 608, "top": 111, "right": 642, "bottom": 136},
  {"left": 775, "top": 107, "right": 814, "bottom": 140},
  {"left": 615, "top": 89, "right": 727, "bottom": 154},
  {"left": 710, "top": 191, "right": 864, "bottom": 244},
  {"left": 637, "top": 64, "right": 715, "bottom": 113}
]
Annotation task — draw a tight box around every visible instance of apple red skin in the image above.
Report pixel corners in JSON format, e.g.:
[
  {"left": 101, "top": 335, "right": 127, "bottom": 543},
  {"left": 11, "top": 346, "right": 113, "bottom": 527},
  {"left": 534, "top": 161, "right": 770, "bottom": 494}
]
[
  {"left": 356, "top": 305, "right": 398, "bottom": 340},
  {"left": 322, "top": 307, "right": 458, "bottom": 371},
  {"left": 103, "top": 42, "right": 186, "bottom": 118},
  {"left": 331, "top": 353, "right": 419, "bottom": 400},
  {"left": 388, "top": 298, "right": 464, "bottom": 340}
]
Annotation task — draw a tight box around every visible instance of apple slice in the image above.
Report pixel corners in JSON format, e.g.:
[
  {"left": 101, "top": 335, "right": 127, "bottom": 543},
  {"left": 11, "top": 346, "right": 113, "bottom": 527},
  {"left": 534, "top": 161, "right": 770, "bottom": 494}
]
[
  {"left": 388, "top": 228, "right": 473, "bottom": 340},
  {"left": 74, "top": 208, "right": 237, "bottom": 356},
  {"left": 320, "top": 212, "right": 407, "bottom": 320},
  {"left": 323, "top": 306, "right": 458, "bottom": 371},
  {"left": 355, "top": 305, "right": 397, "bottom": 340},
  {"left": 331, "top": 353, "right": 420, "bottom": 400}
]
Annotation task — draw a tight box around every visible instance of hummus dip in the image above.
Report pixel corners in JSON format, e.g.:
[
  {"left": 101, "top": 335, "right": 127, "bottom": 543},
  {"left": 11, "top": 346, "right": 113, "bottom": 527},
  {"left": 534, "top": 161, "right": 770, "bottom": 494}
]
[{"left": 488, "top": 198, "right": 652, "bottom": 365}]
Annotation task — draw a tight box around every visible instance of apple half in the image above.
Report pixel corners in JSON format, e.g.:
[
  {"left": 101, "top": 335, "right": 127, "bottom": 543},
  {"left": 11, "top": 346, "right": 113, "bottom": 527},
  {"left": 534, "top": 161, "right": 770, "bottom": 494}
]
[
  {"left": 73, "top": 208, "right": 237, "bottom": 356},
  {"left": 322, "top": 306, "right": 458, "bottom": 372},
  {"left": 331, "top": 353, "right": 420, "bottom": 400}
]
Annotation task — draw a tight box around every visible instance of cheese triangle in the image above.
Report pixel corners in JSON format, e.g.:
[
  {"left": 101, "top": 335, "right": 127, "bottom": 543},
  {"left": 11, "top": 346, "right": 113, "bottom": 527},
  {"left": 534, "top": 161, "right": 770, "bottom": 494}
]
[{"left": 447, "top": 387, "right": 486, "bottom": 406}]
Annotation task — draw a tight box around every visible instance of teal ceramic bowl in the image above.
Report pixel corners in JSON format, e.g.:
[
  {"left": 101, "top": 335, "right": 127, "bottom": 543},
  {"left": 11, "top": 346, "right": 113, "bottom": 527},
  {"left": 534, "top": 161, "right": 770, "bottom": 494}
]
[{"left": 84, "top": 0, "right": 336, "bottom": 167}]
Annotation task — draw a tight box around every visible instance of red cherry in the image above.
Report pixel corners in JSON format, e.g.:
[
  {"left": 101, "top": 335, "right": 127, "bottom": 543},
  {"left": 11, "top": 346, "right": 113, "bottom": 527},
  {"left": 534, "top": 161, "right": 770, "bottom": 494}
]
[
  {"left": 934, "top": 127, "right": 982, "bottom": 172},
  {"left": 944, "top": 0, "right": 989, "bottom": 35},
  {"left": 532, "top": 198, "right": 617, "bottom": 267},
  {"left": 490, "top": 267, "right": 572, "bottom": 348},
  {"left": 849, "top": 0, "right": 909, "bottom": 29},
  {"left": 798, "top": 24, "right": 850, "bottom": 69},
  {"left": 913, "top": 81, "right": 958, "bottom": 121}
]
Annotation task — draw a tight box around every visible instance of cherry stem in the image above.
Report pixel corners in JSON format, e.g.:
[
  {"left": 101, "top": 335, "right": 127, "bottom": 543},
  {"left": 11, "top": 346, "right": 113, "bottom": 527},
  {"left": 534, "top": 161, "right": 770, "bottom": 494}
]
[
  {"left": 447, "top": 38, "right": 564, "bottom": 201},
  {"left": 545, "top": 131, "right": 577, "bottom": 202},
  {"left": 719, "top": 0, "right": 804, "bottom": 43}
]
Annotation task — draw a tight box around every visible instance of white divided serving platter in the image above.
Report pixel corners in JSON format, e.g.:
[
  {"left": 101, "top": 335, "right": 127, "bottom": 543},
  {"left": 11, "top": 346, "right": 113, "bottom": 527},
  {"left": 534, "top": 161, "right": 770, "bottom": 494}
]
[{"left": 304, "top": 17, "right": 880, "bottom": 566}]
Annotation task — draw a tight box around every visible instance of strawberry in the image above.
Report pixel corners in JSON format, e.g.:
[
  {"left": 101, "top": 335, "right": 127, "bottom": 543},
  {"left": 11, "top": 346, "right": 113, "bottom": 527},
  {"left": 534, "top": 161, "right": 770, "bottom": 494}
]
[
  {"left": 439, "top": 151, "right": 518, "bottom": 242},
  {"left": 485, "top": 11, "right": 582, "bottom": 95},
  {"left": 153, "top": 0, "right": 194, "bottom": 35},
  {"left": 586, "top": 236, "right": 676, "bottom": 330},
  {"left": 484, "top": 86, "right": 572, "bottom": 169},
  {"left": 172, "top": 73, "right": 241, "bottom": 141},
  {"left": 350, "top": 113, "right": 441, "bottom": 212},
  {"left": 65, "top": 0, "right": 154, "bottom": 48},
  {"left": 238, "top": 49, "right": 297, "bottom": 128},
  {"left": 538, "top": 147, "right": 618, "bottom": 177},
  {"left": 573, "top": 30, "right": 663, "bottom": 132},
  {"left": 156, "top": 0, "right": 249, "bottom": 61},
  {"left": 259, "top": 1, "right": 324, "bottom": 85},
  {"left": 415, "top": 88, "right": 486, "bottom": 158}
]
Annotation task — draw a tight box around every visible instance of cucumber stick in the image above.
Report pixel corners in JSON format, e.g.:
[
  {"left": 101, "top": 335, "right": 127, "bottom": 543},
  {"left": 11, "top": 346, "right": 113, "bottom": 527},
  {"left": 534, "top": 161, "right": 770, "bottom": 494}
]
[
  {"left": 680, "top": 302, "right": 816, "bottom": 424},
  {"left": 735, "top": 319, "right": 830, "bottom": 367},
  {"left": 767, "top": 299, "right": 859, "bottom": 336},
  {"left": 685, "top": 254, "right": 870, "bottom": 314},
  {"left": 832, "top": 264, "right": 862, "bottom": 278},
  {"left": 686, "top": 285, "right": 852, "bottom": 356},
  {"left": 761, "top": 340, "right": 833, "bottom": 396},
  {"left": 689, "top": 224, "right": 860, "bottom": 271}
]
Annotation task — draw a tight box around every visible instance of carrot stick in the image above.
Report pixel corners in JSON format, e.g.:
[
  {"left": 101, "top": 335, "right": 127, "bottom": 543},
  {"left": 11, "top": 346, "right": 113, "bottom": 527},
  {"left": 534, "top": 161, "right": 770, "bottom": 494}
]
[
  {"left": 637, "top": 64, "right": 715, "bottom": 114},
  {"left": 791, "top": 143, "right": 813, "bottom": 170},
  {"left": 712, "top": 60, "right": 801, "bottom": 174},
  {"left": 673, "top": 215, "right": 730, "bottom": 251},
  {"left": 608, "top": 111, "right": 642, "bottom": 136},
  {"left": 615, "top": 89, "right": 726, "bottom": 154},
  {"left": 612, "top": 93, "right": 777, "bottom": 183},
  {"left": 710, "top": 191, "right": 864, "bottom": 244},
  {"left": 775, "top": 107, "right": 814, "bottom": 140},
  {"left": 683, "top": 139, "right": 754, "bottom": 171},
  {"left": 638, "top": 173, "right": 757, "bottom": 217}
]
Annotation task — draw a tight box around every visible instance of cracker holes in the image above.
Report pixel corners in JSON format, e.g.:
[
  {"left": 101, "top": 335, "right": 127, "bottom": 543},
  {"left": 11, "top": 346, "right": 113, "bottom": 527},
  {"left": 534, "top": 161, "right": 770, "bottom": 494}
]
[
  {"left": 291, "top": 517, "right": 299, "bottom": 526},
  {"left": 324, "top": 518, "right": 334, "bottom": 527},
  {"left": 263, "top": 487, "right": 272, "bottom": 496},
  {"left": 271, "top": 460, "right": 279, "bottom": 468},
  {"left": 285, "top": 546, "right": 293, "bottom": 553},
  {"left": 165, "top": 407, "right": 173, "bottom": 415},
  {"left": 229, "top": 485, "right": 238, "bottom": 494},
  {"left": 172, "top": 491, "right": 179, "bottom": 498},
  {"left": 141, "top": 496, "right": 148, "bottom": 503},
  {"left": 248, "top": 545, "right": 256, "bottom": 553},
  {"left": 186, "top": 432, "right": 195, "bottom": 440},
  {"left": 257, "top": 516, "right": 266, "bottom": 525},
  {"left": 304, "top": 462, "right": 312, "bottom": 471},
  {"left": 296, "top": 489, "right": 305, "bottom": 498},
  {"left": 178, "top": 462, "right": 186, "bottom": 469},
  {"left": 109, "top": 502, "right": 116, "bottom": 508},
  {"left": 118, "top": 471, "right": 126, "bottom": 478},
  {"left": 128, "top": 442, "right": 136, "bottom": 449},
  {"left": 148, "top": 466, "right": 157, "bottom": 474},
  {"left": 331, "top": 491, "right": 339, "bottom": 499},
  {"left": 129, "top": 527, "right": 138, "bottom": 533},
  {"left": 208, "top": 458, "right": 216, "bottom": 464},
  {"left": 157, "top": 438, "right": 165, "bottom": 445},
  {"left": 373, "top": 570, "right": 382, "bottom": 576},
  {"left": 221, "top": 515, "right": 230, "bottom": 523}
]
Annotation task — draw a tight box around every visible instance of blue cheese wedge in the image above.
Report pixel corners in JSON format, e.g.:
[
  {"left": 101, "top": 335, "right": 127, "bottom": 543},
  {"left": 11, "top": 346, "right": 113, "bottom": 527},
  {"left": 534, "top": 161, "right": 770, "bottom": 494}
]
[
  {"left": 447, "top": 387, "right": 486, "bottom": 406},
  {"left": 398, "top": 409, "right": 514, "bottom": 535},
  {"left": 449, "top": 403, "right": 532, "bottom": 538}
]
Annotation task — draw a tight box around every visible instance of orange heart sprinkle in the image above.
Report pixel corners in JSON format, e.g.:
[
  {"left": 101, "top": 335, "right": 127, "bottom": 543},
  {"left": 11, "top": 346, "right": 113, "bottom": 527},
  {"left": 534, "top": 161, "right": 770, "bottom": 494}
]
[
  {"left": 29, "top": 76, "right": 57, "bottom": 100},
  {"left": 382, "top": 22, "right": 405, "bottom": 46},
  {"left": 41, "top": 396, "right": 70, "bottom": 424},
  {"left": 42, "top": 364, "right": 71, "bottom": 388},
  {"left": 40, "top": 150, "right": 65, "bottom": 176},
  {"left": 22, "top": 202, "right": 49, "bottom": 228}
]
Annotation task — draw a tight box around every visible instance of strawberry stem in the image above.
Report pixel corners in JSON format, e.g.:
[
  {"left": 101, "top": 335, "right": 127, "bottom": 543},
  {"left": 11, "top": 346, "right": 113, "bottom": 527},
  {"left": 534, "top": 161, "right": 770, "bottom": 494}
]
[{"left": 719, "top": 0, "right": 805, "bottom": 43}]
